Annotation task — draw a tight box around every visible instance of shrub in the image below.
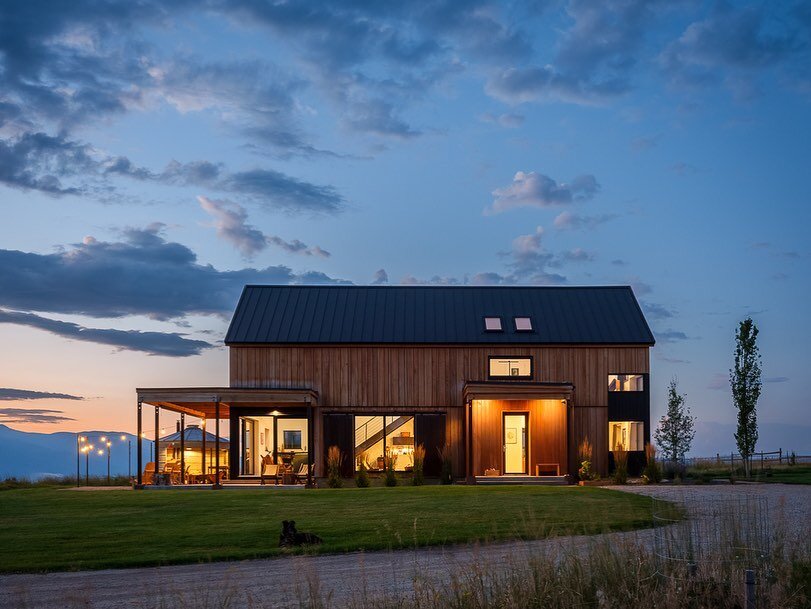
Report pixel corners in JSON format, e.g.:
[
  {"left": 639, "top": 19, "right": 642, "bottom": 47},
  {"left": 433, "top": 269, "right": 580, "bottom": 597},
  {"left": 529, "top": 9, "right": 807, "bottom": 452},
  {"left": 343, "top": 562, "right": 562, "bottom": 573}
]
[
  {"left": 642, "top": 443, "right": 662, "bottom": 484},
  {"left": 326, "top": 445, "right": 343, "bottom": 488},
  {"left": 439, "top": 445, "right": 454, "bottom": 485},
  {"left": 612, "top": 444, "right": 628, "bottom": 484},
  {"left": 355, "top": 459, "right": 370, "bottom": 488},
  {"left": 412, "top": 444, "right": 425, "bottom": 486},
  {"left": 663, "top": 460, "right": 686, "bottom": 480},
  {"left": 577, "top": 437, "right": 596, "bottom": 481},
  {"left": 384, "top": 450, "right": 398, "bottom": 487}
]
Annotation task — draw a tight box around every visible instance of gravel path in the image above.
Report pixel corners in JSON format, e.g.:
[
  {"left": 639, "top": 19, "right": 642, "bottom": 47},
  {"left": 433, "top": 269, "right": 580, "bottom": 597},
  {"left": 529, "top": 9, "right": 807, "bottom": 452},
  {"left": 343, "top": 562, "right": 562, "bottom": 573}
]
[{"left": 2, "top": 484, "right": 808, "bottom": 609}]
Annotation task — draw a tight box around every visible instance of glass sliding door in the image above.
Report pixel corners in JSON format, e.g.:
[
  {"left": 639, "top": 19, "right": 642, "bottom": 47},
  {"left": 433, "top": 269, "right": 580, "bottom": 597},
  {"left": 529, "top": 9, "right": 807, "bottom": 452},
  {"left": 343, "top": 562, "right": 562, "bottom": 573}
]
[{"left": 241, "top": 418, "right": 256, "bottom": 475}]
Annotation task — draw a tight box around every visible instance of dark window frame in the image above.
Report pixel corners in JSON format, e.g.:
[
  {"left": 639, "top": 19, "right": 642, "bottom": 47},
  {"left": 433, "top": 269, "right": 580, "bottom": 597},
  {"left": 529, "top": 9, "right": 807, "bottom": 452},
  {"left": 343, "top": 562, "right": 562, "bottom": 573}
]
[
  {"left": 513, "top": 315, "right": 534, "bottom": 332},
  {"left": 608, "top": 372, "right": 645, "bottom": 392},
  {"left": 352, "top": 412, "right": 422, "bottom": 473},
  {"left": 483, "top": 315, "right": 504, "bottom": 332},
  {"left": 488, "top": 355, "right": 534, "bottom": 379}
]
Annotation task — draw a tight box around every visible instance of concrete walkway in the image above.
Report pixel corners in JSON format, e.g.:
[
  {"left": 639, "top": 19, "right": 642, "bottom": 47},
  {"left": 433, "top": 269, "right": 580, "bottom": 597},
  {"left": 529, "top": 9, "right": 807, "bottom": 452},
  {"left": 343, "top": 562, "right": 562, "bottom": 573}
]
[{"left": 2, "top": 484, "right": 808, "bottom": 609}]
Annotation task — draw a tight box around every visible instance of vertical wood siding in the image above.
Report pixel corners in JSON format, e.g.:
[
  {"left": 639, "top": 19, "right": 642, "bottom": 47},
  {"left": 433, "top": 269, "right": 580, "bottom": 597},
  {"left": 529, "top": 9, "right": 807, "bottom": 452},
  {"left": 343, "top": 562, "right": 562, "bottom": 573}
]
[{"left": 230, "top": 345, "right": 648, "bottom": 476}]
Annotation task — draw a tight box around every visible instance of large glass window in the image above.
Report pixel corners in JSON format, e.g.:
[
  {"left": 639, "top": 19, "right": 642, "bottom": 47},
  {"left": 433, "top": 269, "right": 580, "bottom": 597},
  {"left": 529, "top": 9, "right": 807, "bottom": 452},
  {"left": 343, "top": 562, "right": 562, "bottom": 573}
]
[
  {"left": 489, "top": 356, "right": 532, "bottom": 379},
  {"left": 354, "top": 414, "right": 415, "bottom": 472},
  {"left": 238, "top": 415, "right": 308, "bottom": 476},
  {"left": 608, "top": 374, "right": 644, "bottom": 392},
  {"left": 609, "top": 421, "right": 644, "bottom": 451}
]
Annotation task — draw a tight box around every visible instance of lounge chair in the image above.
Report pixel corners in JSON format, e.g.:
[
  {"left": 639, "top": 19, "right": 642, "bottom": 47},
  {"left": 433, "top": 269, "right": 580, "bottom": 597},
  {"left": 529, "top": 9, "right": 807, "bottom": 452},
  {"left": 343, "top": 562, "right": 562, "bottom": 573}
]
[
  {"left": 260, "top": 456, "right": 280, "bottom": 485},
  {"left": 294, "top": 462, "right": 314, "bottom": 484}
]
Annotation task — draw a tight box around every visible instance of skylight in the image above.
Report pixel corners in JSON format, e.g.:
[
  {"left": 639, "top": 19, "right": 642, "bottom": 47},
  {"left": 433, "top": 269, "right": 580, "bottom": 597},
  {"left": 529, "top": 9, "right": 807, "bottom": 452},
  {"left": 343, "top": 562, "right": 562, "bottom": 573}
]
[
  {"left": 514, "top": 317, "right": 533, "bottom": 331},
  {"left": 484, "top": 317, "right": 503, "bottom": 332}
]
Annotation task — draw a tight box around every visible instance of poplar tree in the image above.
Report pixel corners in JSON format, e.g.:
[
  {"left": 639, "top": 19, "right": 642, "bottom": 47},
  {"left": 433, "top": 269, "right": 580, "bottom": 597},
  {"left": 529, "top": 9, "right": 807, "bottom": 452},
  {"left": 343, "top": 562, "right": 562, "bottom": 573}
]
[{"left": 730, "top": 317, "right": 762, "bottom": 478}]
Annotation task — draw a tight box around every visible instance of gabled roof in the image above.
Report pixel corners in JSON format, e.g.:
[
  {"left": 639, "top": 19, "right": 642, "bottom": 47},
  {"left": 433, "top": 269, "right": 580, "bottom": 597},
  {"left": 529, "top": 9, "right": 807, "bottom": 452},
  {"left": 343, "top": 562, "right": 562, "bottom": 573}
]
[
  {"left": 225, "top": 285, "right": 655, "bottom": 346},
  {"left": 159, "top": 426, "right": 228, "bottom": 444}
]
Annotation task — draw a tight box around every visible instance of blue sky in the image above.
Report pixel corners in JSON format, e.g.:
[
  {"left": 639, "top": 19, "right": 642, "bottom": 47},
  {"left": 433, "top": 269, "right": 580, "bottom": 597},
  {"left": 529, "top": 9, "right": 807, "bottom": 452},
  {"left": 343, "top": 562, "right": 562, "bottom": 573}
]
[{"left": 0, "top": 0, "right": 809, "bottom": 452}]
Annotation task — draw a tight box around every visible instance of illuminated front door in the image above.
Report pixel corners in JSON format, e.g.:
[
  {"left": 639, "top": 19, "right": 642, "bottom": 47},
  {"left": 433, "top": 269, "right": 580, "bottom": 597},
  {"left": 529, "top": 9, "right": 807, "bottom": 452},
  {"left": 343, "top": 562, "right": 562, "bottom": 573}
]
[{"left": 503, "top": 413, "right": 527, "bottom": 474}]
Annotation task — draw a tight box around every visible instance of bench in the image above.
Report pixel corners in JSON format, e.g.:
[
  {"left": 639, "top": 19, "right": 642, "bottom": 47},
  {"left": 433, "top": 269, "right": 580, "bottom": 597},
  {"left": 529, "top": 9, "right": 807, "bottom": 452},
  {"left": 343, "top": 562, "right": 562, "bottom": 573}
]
[{"left": 535, "top": 463, "right": 560, "bottom": 476}]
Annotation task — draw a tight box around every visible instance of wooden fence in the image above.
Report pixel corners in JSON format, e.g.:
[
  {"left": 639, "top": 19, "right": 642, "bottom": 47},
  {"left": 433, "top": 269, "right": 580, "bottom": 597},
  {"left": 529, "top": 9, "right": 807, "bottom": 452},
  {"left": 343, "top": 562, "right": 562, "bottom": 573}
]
[{"left": 677, "top": 449, "right": 811, "bottom": 468}]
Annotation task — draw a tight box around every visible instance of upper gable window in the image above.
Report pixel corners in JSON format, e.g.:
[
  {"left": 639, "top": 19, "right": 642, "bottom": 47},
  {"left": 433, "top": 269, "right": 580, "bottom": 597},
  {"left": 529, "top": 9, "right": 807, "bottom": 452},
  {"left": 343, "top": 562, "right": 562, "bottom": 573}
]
[
  {"left": 489, "top": 356, "right": 532, "bottom": 379},
  {"left": 608, "top": 374, "right": 644, "bottom": 392},
  {"left": 514, "top": 317, "right": 533, "bottom": 332},
  {"left": 484, "top": 317, "right": 503, "bottom": 332}
]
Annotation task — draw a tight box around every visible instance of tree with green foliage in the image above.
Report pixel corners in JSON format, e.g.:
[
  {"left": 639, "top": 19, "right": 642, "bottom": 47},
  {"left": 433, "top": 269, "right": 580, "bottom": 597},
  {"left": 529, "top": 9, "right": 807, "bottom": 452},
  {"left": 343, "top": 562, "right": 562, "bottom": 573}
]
[
  {"left": 654, "top": 378, "right": 695, "bottom": 463},
  {"left": 730, "top": 317, "right": 762, "bottom": 478}
]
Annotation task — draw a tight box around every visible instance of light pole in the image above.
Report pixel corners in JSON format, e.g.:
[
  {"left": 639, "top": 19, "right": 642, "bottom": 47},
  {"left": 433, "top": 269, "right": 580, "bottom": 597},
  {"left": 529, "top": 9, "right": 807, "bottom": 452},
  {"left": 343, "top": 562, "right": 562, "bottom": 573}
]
[
  {"left": 84, "top": 444, "right": 93, "bottom": 485},
  {"left": 105, "top": 441, "right": 112, "bottom": 484},
  {"left": 121, "top": 435, "right": 131, "bottom": 480},
  {"left": 76, "top": 435, "right": 86, "bottom": 487}
]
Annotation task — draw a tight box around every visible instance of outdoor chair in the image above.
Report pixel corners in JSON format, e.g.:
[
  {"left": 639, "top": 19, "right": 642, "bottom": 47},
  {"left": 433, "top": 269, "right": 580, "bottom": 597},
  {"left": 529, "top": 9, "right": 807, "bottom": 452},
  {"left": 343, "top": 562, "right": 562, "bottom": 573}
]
[
  {"left": 294, "top": 462, "right": 314, "bottom": 484},
  {"left": 260, "top": 456, "right": 280, "bottom": 485},
  {"left": 142, "top": 462, "right": 156, "bottom": 484}
]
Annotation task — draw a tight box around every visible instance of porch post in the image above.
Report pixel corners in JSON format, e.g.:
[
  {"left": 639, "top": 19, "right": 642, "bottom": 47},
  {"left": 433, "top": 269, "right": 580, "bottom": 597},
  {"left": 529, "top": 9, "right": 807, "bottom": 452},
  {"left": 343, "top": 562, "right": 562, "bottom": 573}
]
[
  {"left": 154, "top": 406, "right": 160, "bottom": 479},
  {"left": 180, "top": 412, "right": 185, "bottom": 484},
  {"left": 136, "top": 399, "right": 143, "bottom": 488},
  {"left": 201, "top": 417, "right": 206, "bottom": 485},
  {"left": 466, "top": 400, "right": 474, "bottom": 483},
  {"left": 307, "top": 403, "right": 314, "bottom": 488},
  {"left": 213, "top": 399, "right": 221, "bottom": 489}
]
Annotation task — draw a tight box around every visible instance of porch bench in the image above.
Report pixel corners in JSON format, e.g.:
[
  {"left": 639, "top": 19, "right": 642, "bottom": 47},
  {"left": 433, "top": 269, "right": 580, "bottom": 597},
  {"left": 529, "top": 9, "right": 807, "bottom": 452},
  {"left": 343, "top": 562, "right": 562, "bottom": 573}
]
[{"left": 535, "top": 463, "right": 560, "bottom": 476}]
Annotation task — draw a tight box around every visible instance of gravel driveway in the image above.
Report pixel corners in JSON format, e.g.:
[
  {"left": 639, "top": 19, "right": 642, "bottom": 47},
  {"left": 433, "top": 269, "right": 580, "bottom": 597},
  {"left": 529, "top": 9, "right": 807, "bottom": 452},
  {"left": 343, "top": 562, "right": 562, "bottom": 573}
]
[{"left": 2, "top": 484, "right": 808, "bottom": 609}]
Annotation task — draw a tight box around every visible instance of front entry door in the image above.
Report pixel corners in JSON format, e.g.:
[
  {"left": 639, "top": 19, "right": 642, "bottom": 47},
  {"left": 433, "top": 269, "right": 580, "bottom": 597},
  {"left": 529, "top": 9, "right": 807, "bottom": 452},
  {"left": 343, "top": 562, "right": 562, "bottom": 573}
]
[{"left": 503, "top": 413, "right": 528, "bottom": 474}]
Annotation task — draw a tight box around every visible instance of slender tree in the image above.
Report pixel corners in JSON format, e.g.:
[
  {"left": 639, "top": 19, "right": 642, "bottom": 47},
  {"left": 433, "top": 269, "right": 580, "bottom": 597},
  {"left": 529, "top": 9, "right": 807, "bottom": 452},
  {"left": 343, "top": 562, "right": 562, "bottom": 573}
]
[
  {"left": 730, "top": 317, "right": 762, "bottom": 478},
  {"left": 654, "top": 378, "right": 695, "bottom": 463}
]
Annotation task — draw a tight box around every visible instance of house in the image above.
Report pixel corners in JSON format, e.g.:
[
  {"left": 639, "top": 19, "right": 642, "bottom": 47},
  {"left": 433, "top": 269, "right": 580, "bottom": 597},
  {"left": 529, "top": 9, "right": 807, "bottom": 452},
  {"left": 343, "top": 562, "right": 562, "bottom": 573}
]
[{"left": 135, "top": 285, "right": 654, "bottom": 486}]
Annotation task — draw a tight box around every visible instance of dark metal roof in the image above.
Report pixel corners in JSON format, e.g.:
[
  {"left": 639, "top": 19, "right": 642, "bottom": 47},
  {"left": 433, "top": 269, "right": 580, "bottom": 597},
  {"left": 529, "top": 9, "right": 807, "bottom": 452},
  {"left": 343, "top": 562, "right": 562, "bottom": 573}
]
[{"left": 224, "top": 285, "right": 655, "bottom": 346}]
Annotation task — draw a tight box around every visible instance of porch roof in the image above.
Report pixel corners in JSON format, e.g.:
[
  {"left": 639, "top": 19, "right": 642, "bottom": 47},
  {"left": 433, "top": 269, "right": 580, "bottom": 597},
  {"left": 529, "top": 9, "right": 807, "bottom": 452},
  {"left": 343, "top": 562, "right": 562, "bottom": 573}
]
[
  {"left": 463, "top": 381, "right": 574, "bottom": 402},
  {"left": 136, "top": 387, "right": 318, "bottom": 419}
]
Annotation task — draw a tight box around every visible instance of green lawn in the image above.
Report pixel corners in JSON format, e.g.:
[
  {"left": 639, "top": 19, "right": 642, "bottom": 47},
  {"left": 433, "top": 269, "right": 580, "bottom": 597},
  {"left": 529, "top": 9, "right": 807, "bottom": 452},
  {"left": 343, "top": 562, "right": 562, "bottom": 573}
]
[{"left": 0, "top": 485, "right": 654, "bottom": 573}]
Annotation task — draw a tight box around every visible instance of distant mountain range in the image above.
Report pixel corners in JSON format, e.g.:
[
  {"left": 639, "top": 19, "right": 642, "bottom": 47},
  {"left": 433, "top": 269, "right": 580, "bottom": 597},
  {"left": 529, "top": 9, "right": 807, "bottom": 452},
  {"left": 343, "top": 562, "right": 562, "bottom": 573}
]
[{"left": 0, "top": 424, "right": 142, "bottom": 480}]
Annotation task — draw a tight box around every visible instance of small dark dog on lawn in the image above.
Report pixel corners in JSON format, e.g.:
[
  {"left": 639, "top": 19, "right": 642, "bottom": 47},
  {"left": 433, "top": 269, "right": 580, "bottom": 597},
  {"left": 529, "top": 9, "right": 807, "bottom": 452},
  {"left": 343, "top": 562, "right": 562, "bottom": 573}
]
[{"left": 279, "top": 520, "right": 322, "bottom": 547}]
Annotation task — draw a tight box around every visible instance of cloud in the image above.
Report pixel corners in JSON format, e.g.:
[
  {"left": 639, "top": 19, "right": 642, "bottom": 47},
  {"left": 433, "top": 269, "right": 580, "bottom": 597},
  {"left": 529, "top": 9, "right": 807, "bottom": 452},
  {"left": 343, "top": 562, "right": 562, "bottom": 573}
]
[
  {"left": 641, "top": 301, "right": 673, "bottom": 320},
  {"left": 560, "top": 248, "right": 594, "bottom": 263},
  {"left": 553, "top": 211, "right": 618, "bottom": 231},
  {"left": 488, "top": 171, "right": 599, "bottom": 214},
  {"left": 657, "top": 329, "right": 689, "bottom": 343},
  {"left": 0, "top": 388, "right": 83, "bottom": 401},
  {"left": 198, "top": 196, "right": 332, "bottom": 259},
  {"left": 707, "top": 372, "right": 728, "bottom": 391},
  {"left": 503, "top": 226, "right": 568, "bottom": 284},
  {"left": 660, "top": 3, "right": 804, "bottom": 95},
  {"left": 670, "top": 162, "right": 699, "bottom": 176},
  {"left": 0, "top": 132, "right": 96, "bottom": 195},
  {"left": 765, "top": 376, "right": 789, "bottom": 384},
  {"left": 630, "top": 134, "right": 662, "bottom": 151},
  {"left": 485, "top": 0, "right": 662, "bottom": 104},
  {"left": 611, "top": 259, "right": 627, "bottom": 266},
  {"left": 480, "top": 112, "right": 525, "bottom": 128},
  {"left": 198, "top": 196, "right": 267, "bottom": 258},
  {"left": 0, "top": 224, "right": 348, "bottom": 321},
  {"left": 0, "top": 309, "right": 213, "bottom": 357},
  {"left": 372, "top": 269, "right": 389, "bottom": 284},
  {"left": 0, "top": 407, "right": 75, "bottom": 424}
]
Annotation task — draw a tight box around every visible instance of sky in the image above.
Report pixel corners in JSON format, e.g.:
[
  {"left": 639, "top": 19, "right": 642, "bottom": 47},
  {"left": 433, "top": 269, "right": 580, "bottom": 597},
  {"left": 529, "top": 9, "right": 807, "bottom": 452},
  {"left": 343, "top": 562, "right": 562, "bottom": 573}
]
[{"left": 0, "top": 0, "right": 809, "bottom": 454}]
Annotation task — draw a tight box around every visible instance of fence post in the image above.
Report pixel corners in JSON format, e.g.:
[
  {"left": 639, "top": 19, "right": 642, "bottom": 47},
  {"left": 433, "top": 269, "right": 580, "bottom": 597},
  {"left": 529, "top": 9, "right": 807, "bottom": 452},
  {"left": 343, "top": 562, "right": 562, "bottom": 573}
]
[
  {"left": 744, "top": 569, "right": 755, "bottom": 609},
  {"left": 760, "top": 451, "right": 764, "bottom": 470},
  {"left": 779, "top": 448, "right": 782, "bottom": 464},
  {"left": 717, "top": 452, "right": 721, "bottom": 465}
]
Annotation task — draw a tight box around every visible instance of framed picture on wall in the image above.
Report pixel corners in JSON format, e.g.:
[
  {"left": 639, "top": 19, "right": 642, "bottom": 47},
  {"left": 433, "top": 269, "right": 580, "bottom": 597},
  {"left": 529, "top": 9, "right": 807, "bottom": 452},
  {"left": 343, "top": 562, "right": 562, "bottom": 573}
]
[
  {"left": 505, "top": 428, "right": 517, "bottom": 444},
  {"left": 259, "top": 432, "right": 264, "bottom": 444}
]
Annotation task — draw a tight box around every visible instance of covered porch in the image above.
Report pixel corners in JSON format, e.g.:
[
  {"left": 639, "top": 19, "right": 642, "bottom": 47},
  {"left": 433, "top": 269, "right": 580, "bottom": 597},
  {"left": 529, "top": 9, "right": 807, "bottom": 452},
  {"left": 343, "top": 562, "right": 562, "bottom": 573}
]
[
  {"left": 463, "top": 382, "right": 574, "bottom": 483},
  {"left": 135, "top": 387, "right": 318, "bottom": 489}
]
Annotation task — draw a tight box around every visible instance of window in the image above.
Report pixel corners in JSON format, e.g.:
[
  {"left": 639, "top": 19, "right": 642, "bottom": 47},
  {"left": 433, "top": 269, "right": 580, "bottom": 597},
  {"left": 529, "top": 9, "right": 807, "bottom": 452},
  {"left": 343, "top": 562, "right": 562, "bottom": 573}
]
[
  {"left": 484, "top": 316, "right": 503, "bottom": 331},
  {"left": 608, "top": 374, "right": 644, "bottom": 392},
  {"left": 354, "top": 415, "right": 415, "bottom": 472},
  {"left": 489, "top": 356, "right": 532, "bottom": 378},
  {"left": 514, "top": 316, "right": 533, "bottom": 331},
  {"left": 609, "top": 421, "right": 644, "bottom": 451},
  {"left": 283, "top": 430, "right": 302, "bottom": 450}
]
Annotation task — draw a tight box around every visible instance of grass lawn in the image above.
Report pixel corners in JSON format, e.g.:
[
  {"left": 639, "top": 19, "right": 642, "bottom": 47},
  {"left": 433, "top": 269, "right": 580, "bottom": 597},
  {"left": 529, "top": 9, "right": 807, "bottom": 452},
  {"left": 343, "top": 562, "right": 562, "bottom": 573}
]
[{"left": 0, "top": 485, "right": 654, "bottom": 573}]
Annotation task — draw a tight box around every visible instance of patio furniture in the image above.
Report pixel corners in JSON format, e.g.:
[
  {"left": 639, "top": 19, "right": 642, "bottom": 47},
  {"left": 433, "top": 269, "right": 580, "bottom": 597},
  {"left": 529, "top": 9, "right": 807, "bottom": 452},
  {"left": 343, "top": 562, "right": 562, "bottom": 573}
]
[
  {"left": 293, "top": 462, "right": 314, "bottom": 484},
  {"left": 260, "top": 456, "right": 280, "bottom": 485},
  {"left": 535, "top": 463, "right": 560, "bottom": 476},
  {"left": 142, "top": 462, "right": 156, "bottom": 484}
]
